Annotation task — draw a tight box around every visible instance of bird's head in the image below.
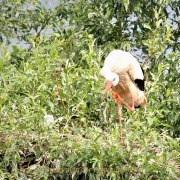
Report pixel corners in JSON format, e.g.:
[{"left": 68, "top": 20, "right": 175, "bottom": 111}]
[{"left": 100, "top": 68, "right": 119, "bottom": 94}]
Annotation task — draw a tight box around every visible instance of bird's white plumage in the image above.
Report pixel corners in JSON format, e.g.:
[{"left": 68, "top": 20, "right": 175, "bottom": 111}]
[
  {"left": 100, "top": 50, "right": 144, "bottom": 80},
  {"left": 100, "top": 50, "right": 146, "bottom": 144},
  {"left": 100, "top": 49, "right": 147, "bottom": 109},
  {"left": 103, "top": 72, "right": 119, "bottom": 86}
]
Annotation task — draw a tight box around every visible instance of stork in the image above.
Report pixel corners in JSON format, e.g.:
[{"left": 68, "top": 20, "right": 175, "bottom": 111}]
[{"left": 100, "top": 50, "right": 147, "bottom": 144}]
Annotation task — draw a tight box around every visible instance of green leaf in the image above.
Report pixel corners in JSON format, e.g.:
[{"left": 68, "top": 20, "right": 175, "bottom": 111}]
[
  {"left": 147, "top": 117, "right": 154, "bottom": 126},
  {"left": 143, "top": 23, "right": 151, "bottom": 30}
]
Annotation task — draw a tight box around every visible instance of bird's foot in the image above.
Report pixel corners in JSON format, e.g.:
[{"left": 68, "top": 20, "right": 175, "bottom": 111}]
[
  {"left": 111, "top": 92, "right": 119, "bottom": 101},
  {"left": 111, "top": 92, "right": 135, "bottom": 112},
  {"left": 128, "top": 107, "right": 135, "bottom": 113}
]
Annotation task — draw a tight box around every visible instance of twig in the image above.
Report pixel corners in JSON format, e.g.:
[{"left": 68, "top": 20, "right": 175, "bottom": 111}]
[{"left": 117, "top": 100, "right": 123, "bottom": 144}]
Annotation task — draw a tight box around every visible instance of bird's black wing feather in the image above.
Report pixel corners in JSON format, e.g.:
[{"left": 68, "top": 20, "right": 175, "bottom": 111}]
[
  {"left": 134, "top": 79, "right": 145, "bottom": 91},
  {"left": 134, "top": 66, "right": 145, "bottom": 91}
]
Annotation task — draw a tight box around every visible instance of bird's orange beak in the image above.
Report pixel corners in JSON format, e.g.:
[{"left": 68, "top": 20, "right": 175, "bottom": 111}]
[{"left": 103, "top": 80, "right": 113, "bottom": 94}]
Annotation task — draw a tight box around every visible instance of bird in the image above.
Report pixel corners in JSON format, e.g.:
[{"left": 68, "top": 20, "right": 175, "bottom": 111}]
[{"left": 100, "top": 50, "right": 147, "bottom": 144}]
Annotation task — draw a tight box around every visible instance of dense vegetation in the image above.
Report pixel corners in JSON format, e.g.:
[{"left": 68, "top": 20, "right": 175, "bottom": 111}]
[{"left": 0, "top": 0, "right": 179, "bottom": 179}]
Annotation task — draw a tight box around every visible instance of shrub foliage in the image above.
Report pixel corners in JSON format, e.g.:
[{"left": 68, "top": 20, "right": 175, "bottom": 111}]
[{"left": 0, "top": 0, "right": 179, "bottom": 179}]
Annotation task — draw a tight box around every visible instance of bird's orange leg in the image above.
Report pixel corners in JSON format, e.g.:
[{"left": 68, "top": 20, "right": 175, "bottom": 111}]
[
  {"left": 111, "top": 92, "right": 136, "bottom": 144},
  {"left": 111, "top": 92, "right": 135, "bottom": 112}
]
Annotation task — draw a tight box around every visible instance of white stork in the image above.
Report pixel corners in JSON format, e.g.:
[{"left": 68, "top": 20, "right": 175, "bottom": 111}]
[{"left": 100, "top": 50, "right": 147, "bottom": 144}]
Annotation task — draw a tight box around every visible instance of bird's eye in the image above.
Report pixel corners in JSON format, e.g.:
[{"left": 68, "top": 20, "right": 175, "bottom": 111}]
[{"left": 113, "top": 78, "right": 116, "bottom": 81}]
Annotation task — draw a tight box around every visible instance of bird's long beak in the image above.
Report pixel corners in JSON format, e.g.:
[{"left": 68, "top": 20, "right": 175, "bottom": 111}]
[{"left": 103, "top": 80, "right": 113, "bottom": 94}]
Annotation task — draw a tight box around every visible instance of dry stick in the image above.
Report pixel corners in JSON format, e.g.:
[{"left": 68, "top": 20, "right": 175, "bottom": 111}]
[
  {"left": 116, "top": 100, "right": 123, "bottom": 144},
  {"left": 111, "top": 92, "right": 123, "bottom": 144}
]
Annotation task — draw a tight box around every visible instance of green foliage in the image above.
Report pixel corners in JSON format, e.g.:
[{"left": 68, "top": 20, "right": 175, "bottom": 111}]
[{"left": 0, "top": 0, "right": 179, "bottom": 179}]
